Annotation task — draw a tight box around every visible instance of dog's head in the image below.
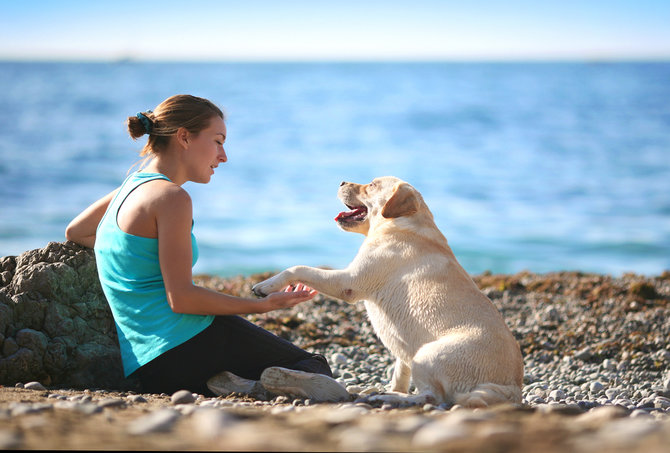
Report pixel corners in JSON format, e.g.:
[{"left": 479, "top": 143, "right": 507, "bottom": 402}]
[{"left": 335, "top": 176, "right": 423, "bottom": 235}]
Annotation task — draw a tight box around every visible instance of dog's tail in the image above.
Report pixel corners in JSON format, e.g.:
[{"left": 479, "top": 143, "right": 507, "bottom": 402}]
[{"left": 454, "top": 383, "right": 522, "bottom": 408}]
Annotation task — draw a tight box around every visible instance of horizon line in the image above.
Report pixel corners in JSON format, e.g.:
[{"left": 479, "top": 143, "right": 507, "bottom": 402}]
[{"left": 2, "top": 56, "right": 670, "bottom": 64}]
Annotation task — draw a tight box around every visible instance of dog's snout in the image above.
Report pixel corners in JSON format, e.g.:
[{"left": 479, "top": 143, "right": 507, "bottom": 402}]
[{"left": 340, "top": 181, "right": 347, "bottom": 187}]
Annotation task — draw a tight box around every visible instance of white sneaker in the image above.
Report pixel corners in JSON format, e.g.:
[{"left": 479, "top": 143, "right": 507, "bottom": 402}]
[
  {"left": 260, "top": 367, "right": 350, "bottom": 402},
  {"left": 206, "top": 371, "right": 267, "bottom": 399}
]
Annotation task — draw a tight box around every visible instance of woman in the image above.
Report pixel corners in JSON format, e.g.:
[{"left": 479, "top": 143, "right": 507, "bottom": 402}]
[{"left": 65, "top": 94, "right": 348, "bottom": 401}]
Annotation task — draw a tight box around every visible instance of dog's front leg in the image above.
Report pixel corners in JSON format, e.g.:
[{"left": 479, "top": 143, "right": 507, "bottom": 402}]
[
  {"left": 252, "top": 266, "right": 364, "bottom": 303},
  {"left": 390, "top": 359, "right": 411, "bottom": 393}
]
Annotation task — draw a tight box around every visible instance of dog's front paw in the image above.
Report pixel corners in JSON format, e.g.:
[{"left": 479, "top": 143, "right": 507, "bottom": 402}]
[{"left": 252, "top": 274, "right": 287, "bottom": 297}]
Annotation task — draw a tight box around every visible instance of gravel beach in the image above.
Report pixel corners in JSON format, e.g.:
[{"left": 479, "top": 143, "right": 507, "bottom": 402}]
[{"left": 1, "top": 270, "right": 669, "bottom": 451}]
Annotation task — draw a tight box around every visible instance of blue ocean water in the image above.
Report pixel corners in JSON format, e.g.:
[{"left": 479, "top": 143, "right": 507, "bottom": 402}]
[{"left": 0, "top": 62, "right": 669, "bottom": 277}]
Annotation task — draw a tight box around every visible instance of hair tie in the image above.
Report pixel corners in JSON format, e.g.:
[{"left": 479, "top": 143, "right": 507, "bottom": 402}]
[{"left": 136, "top": 110, "right": 153, "bottom": 134}]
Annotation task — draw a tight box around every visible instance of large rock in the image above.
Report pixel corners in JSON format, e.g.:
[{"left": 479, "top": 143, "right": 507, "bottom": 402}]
[{"left": 0, "top": 241, "right": 138, "bottom": 390}]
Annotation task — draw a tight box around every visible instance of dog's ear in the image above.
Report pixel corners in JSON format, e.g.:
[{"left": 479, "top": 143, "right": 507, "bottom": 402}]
[{"left": 381, "top": 183, "right": 419, "bottom": 218}]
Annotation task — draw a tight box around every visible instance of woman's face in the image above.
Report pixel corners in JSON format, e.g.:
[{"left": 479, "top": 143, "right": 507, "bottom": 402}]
[{"left": 185, "top": 116, "right": 227, "bottom": 184}]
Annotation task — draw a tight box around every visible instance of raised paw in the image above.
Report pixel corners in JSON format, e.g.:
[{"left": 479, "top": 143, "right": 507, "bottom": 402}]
[{"left": 252, "top": 274, "right": 287, "bottom": 297}]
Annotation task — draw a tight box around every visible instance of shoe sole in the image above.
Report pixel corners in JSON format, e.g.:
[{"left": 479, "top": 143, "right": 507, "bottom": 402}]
[
  {"left": 260, "top": 367, "right": 349, "bottom": 402},
  {"left": 207, "top": 371, "right": 260, "bottom": 396}
]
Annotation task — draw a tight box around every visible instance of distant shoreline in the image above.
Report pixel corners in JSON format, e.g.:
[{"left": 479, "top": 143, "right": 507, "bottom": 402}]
[{"left": 2, "top": 59, "right": 670, "bottom": 65}]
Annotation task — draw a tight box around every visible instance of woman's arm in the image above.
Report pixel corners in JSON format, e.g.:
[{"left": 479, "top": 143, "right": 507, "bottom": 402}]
[
  {"left": 65, "top": 189, "right": 118, "bottom": 248},
  {"left": 156, "top": 186, "right": 315, "bottom": 315}
]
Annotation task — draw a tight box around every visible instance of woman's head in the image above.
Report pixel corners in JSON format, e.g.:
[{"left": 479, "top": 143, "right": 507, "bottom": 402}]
[{"left": 127, "top": 94, "right": 225, "bottom": 157}]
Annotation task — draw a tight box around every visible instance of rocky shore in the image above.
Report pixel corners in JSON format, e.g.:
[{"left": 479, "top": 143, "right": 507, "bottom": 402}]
[{"left": 1, "top": 242, "right": 669, "bottom": 451}]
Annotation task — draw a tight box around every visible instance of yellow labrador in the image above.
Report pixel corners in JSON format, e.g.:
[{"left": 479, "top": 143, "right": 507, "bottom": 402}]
[{"left": 253, "top": 177, "right": 523, "bottom": 407}]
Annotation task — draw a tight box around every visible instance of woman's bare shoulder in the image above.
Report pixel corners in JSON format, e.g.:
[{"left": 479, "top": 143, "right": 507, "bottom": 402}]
[{"left": 133, "top": 179, "right": 192, "bottom": 214}]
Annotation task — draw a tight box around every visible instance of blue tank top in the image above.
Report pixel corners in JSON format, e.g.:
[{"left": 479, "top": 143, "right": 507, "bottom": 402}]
[{"left": 94, "top": 172, "right": 214, "bottom": 377}]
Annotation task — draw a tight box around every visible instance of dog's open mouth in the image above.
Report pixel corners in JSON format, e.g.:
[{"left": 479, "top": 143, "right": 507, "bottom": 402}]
[{"left": 335, "top": 204, "right": 368, "bottom": 223}]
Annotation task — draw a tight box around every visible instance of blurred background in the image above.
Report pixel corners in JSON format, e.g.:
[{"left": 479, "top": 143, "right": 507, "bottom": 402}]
[{"left": 1, "top": 0, "right": 669, "bottom": 277}]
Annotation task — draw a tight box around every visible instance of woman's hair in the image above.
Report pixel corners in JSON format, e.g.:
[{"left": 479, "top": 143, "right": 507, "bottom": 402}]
[{"left": 127, "top": 94, "right": 224, "bottom": 157}]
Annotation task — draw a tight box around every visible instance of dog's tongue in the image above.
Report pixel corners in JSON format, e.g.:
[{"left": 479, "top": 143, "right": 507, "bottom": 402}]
[{"left": 335, "top": 206, "right": 366, "bottom": 221}]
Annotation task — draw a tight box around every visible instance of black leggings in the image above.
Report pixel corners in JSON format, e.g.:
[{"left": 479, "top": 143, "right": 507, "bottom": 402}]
[{"left": 130, "top": 315, "right": 332, "bottom": 396}]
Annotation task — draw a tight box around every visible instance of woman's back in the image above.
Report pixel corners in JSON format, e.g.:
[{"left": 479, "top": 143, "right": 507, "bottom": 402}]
[{"left": 95, "top": 171, "right": 213, "bottom": 377}]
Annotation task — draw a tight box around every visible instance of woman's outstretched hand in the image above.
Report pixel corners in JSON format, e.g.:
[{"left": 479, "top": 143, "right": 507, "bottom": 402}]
[{"left": 263, "top": 283, "right": 318, "bottom": 311}]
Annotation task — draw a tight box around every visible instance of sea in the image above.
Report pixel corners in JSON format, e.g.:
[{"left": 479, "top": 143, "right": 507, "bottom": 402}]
[{"left": 1, "top": 61, "right": 669, "bottom": 277}]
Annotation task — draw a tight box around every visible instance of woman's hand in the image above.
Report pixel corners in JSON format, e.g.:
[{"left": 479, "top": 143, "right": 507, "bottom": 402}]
[{"left": 262, "top": 283, "right": 318, "bottom": 311}]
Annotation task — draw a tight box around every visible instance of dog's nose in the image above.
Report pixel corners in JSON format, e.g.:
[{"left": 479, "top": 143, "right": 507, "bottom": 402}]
[{"left": 340, "top": 181, "right": 347, "bottom": 186}]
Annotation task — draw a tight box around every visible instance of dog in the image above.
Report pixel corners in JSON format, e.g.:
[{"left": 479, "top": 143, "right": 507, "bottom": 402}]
[{"left": 253, "top": 177, "right": 523, "bottom": 408}]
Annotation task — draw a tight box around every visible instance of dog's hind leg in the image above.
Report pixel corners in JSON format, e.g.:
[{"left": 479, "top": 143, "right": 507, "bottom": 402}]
[
  {"left": 411, "top": 337, "right": 522, "bottom": 408},
  {"left": 389, "top": 359, "right": 411, "bottom": 393},
  {"left": 409, "top": 336, "right": 475, "bottom": 406}
]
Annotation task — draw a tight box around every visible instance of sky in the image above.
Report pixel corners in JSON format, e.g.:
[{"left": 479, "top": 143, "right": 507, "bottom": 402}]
[{"left": 1, "top": 0, "right": 669, "bottom": 61}]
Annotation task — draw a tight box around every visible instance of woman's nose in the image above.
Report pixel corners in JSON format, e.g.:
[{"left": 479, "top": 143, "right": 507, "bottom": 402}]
[{"left": 219, "top": 148, "right": 228, "bottom": 163}]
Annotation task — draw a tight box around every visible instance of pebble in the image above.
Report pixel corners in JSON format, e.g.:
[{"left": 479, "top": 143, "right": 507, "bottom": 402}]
[
  {"left": 598, "top": 417, "right": 661, "bottom": 445},
  {"left": 190, "top": 408, "right": 239, "bottom": 439},
  {"left": 75, "top": 402, "right": 103, "bottom": 415},
  {"left": 270, "top": 405, "right": 295, "bottom": 415},
  {"left": 98, "top": 398, "right": 126, "bottom": 408},
  {"left": 0, "top": 430, "right": 21, "bottom": 449},
  {"left": 478, "top": 423, "right": 518, "bottom": 441},
  {"left": 549, "top": 389, "right": 566, "bottom": 401},
  {"left": 630, "top": 409, "right": 653, "bottom": 418},
  {"left": 573, "top": 347, "right": 593, "bottom": 361},
  {"left": 55, "top": 401, "right": 102, "bottom": 415},
  {"left": 638, "top": 397, "right": 656, "bottom": 409},
  {"left": 9, "top": 402, "right": 51, "bottom": 416},
  {"left": 589, "top": 381, "right": 604, "bottom": 393},
  {"left": 127, "top": 409, "right": 180, "bottom": 435},
  {"left": 24, "top": 381, "right": 46, "bottom": 391},
  {"left": 127, "top": 395, "right": 147, "bottom": 403},
  {"left": 655, "top": 397, "right": 670, "bottom": 409},
  {"left": 331, "top": 352, "right": 348, "bottom": 365},
  {"left": 171, "top": 390, "right": 196, "bottom": 405},
  {"left": 175, "top": 404, "right": 199, "bottom": 415},
  {"left": 605, "top": 388, "right": 620, "bottom": 400},
  {"left": 412, "top": 418, "right": 470, "bottom": 448},
  {"left": 336, "top": 425, "right": 386, "bottom": 451},
  {"left": 575, "top": 405, "right": 629, "bottom": 426},
  {"left": 394, "top": 415, "right": 431, "bottom": 433},
  {"left": 320, "top": 405, "right": 368, "bottom": 424}
]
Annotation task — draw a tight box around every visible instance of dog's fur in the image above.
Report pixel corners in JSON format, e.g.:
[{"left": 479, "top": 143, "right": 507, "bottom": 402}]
[{"left": 253, "top": 177, "right": 523, "bottom": 407}]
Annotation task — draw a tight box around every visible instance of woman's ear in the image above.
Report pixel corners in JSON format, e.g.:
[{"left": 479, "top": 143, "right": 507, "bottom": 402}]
[
  {"left": 381, "top": 183, "right": 419, "bottom": 218},
  {"left": 176, "top": 127, "right": 190, "bottom": 149}
]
